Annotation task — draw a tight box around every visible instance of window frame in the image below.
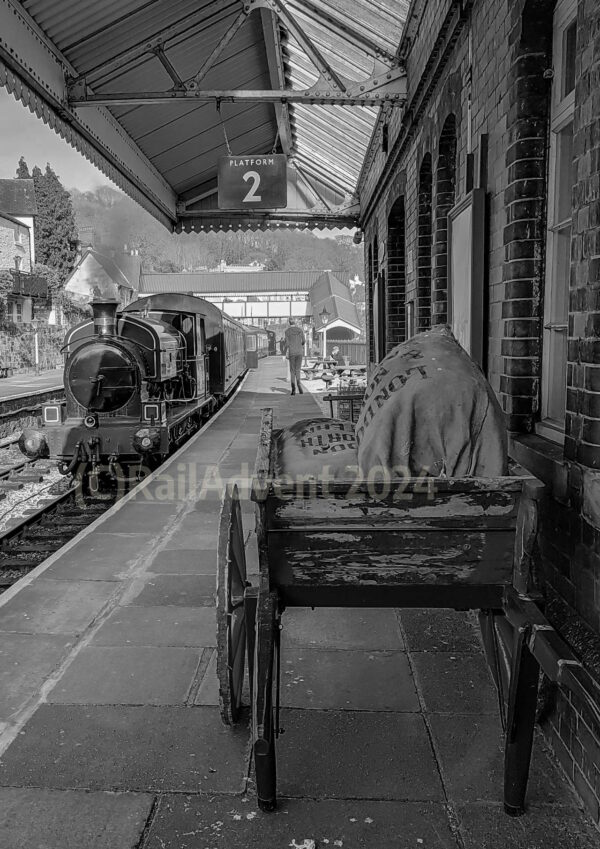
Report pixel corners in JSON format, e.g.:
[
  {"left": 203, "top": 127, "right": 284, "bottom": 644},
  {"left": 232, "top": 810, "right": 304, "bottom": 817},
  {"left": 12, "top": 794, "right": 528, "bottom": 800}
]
[{"left": 537, "top": 0, "right": 577, "bottom": 444}]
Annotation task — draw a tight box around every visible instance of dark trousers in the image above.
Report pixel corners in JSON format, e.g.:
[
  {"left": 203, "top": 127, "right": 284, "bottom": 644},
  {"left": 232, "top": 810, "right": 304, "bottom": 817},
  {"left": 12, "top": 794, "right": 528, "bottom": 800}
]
[{"left": 289, "top": 355, "right": 302, "bottom": 389}]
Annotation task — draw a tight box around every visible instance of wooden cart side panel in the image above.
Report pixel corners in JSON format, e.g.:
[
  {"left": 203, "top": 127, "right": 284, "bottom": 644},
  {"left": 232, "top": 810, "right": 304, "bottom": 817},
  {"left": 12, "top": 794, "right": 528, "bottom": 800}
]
[
  {"left": 253, "top": 408, "right": 274, "bottom": 495},
  {"left": 267, "top": 528, "right": 516, "bottom": 585},
  {"left": 512, "top": 479, "right": 546, "bottom": 594},
  {"left": 258, "top": 477, "right": 529, "bottom": 498},
  {"left": 265, "top": 490, "right": 521, "bottom": 528},
  {"left": 261, "top": 481, "right": 527, "bottom": 610}
]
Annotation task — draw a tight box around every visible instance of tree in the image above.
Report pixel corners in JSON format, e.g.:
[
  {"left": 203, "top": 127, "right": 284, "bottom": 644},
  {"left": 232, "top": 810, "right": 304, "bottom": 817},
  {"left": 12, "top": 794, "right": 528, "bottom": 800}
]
[
  {"left": 31, "top": 164, "right": 78, "bottom": 276},
  {"left": 16, "top": 156, "right": 30, "bottom": 179}
]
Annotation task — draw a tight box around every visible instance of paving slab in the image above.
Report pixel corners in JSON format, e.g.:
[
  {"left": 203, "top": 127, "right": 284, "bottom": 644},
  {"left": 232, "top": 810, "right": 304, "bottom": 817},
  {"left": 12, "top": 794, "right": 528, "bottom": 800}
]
[
  {"left": 145, "top": 796, "right": 458, "bottom": 849},
  {"left": 127, "top": 574, "right": 215, "bottom": 607},
  {"left": 0, "top": 705, "right": 249, "bottom": 793},
  {"left": 428, "top": 714, "right": 580, "bottom": 806},
  {"left": 0, "top": 579, "right": 115, "bottom": 635},
  {"left": 94, "top": 500, "right": 185, "bottom": 534},
  {"left": 192, "top": 648, "right": 219, "bottom": 706},
  {"left": 277, "top": 709, "right": 443, "bottom": 800},
  {"left": 47, "top": 646, "right": 203, "bottom": 705},
  {"left": 280, "top": 648, "right": 419, "bottom": 711},
  {"left": 283, "top": 608, "right": 405, "bottom": 651},
  {"left": 411, "top": 651, "right": 499, "bottom": 715},
  {"left": 91, "top": 605, "right": 216, "bottom": 647},
  {"left": 147, "top": 547, "right": 218, "bottom": 574},
  {"left": 0, "top": 633, "right": 74, "bottom": 720},
  {"left": 177, "top": 514, "right": 220, "bottom": 544},
  {"left": 43, "top": 532, "right": 155, "bottom": 581},
  {"left": 399, "top": 609, "right": 482, "bottom": 653},
  {"left": 0, "top": 787, "right": 153, "bottom": 849},
  {"left": 456, "top": 802, "right": 600, "bottom": 848}
]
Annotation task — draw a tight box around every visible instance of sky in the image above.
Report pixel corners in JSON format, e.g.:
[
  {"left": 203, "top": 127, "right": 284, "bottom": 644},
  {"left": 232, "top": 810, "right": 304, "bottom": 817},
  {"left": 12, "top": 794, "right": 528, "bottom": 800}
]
[{"left": 0, "top": 88, "right": 113, "bottom": 192}]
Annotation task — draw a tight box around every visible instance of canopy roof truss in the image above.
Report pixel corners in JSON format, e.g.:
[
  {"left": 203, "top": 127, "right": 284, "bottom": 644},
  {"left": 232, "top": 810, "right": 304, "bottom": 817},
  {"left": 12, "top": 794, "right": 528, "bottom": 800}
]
[
  {"left": 67, "top": 0, "right": 406, "bottom": 109},
  {"left": 0, "top": 0, "right": 407, "bottom": 233}
]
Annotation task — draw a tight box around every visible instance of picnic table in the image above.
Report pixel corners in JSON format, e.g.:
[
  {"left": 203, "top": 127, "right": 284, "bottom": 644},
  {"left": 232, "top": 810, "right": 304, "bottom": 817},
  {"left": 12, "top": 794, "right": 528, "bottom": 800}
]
[{"left": 301, "top": 361, "right": 367, "bottom": 387}]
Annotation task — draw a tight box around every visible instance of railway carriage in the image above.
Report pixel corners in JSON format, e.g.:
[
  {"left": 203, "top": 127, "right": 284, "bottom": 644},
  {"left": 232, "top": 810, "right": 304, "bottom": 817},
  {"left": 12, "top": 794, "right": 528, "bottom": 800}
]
[
  {"left": 244, "top": 325, "right": 270, "bottom": 368},
  {"left": 19, "top": 294, "right": 247, "bottom": 483}
]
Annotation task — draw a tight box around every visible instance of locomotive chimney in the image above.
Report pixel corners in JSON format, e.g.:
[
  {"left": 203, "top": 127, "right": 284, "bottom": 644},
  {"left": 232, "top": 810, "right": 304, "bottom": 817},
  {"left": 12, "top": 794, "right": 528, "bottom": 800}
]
[{"left": 92, "top": 299, "right": 119, "bottom": 337}]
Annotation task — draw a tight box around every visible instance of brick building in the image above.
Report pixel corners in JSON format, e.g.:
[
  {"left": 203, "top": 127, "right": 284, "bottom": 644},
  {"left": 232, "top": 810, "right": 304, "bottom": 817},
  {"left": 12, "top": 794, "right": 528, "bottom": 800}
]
[{"left": 359, "top": 0, "right": 600, "bottom": 822}]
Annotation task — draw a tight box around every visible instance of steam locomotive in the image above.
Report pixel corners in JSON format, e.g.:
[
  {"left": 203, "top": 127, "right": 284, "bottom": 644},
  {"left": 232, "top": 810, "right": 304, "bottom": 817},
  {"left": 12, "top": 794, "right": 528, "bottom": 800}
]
[{"left": 20, "top": 294, "right": 249, "bottom": 485}]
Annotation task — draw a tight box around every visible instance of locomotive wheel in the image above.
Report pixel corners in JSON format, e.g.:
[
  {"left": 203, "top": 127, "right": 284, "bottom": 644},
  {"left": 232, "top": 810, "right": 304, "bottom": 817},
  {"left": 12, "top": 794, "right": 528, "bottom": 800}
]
[{"left": 216, "top": 483, "right": 249, "bottom": 725}]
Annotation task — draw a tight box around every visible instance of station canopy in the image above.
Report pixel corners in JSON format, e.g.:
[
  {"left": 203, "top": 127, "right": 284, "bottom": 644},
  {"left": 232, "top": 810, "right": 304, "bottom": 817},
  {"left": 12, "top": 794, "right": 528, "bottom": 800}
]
[{"left": 0, "top": 0, "right": 407, "bottom": 233}]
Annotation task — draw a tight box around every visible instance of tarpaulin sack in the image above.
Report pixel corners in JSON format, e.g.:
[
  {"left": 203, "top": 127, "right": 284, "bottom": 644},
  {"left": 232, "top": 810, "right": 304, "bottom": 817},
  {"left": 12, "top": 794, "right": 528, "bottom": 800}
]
[
  {"left": 273, "top": 418, "right": 358, "bottom": 480},
  {"left": 356, "top": 325, "right": 507, "bottom": 477}
]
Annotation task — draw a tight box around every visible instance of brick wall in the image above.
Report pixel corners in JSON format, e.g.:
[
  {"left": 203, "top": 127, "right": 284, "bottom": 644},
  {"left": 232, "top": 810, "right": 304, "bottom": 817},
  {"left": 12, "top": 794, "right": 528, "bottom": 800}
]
[
  {"left": 566, "top": 0, "right": 600, "bottom": 471},
  {"left": 500, "top": 0, "right": 554, "bottom": 432},
  {"left": 359, "top": 0, "right": 600, "bottom": 825},
  {"left": 386, "top": 196, "right": 407, "bottom": 351}
]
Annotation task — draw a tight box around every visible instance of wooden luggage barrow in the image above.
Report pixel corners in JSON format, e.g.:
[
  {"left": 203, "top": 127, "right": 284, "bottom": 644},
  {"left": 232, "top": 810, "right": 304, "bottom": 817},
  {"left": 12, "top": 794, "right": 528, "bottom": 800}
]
[{"left": 216, "top": 408, "right": 600, "bottom": 814}]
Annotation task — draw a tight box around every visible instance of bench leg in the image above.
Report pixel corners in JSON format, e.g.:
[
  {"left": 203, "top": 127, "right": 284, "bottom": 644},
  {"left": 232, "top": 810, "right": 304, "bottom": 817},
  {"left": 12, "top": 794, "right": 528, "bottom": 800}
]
[
  {"left": 252, "top": 589, "right": 278, "bottom": 811},
  {"left": 503, "top": 624, "right": 539, "bottom": 816}
]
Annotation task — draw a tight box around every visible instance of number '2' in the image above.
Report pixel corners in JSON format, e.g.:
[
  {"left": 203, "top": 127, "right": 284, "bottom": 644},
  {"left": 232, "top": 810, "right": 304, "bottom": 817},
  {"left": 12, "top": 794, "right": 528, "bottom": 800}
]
[{"left": 242, "top": 170, "right": 261, "bottom": 202}]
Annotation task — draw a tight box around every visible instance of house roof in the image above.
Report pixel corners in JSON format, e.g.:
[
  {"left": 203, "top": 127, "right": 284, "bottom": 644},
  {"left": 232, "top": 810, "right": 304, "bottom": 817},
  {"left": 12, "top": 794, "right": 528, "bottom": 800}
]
[
  {"left": 309, "top": 270, "right": 360, "bottom": 333},
  {"left": 0, "top": 179, "right": 37, "bottom": 216},
  {"left": 64, "top": 248, "right": 136, "bottom": 298},
  {"left": 139, "top": 269, "right": 334, "bottom": 295},
  {"left": 0, "top": 1, "right": 407, "bottom": 232},
  {"left": 0, "top": 211, "right": 31, "bottom": 230}
]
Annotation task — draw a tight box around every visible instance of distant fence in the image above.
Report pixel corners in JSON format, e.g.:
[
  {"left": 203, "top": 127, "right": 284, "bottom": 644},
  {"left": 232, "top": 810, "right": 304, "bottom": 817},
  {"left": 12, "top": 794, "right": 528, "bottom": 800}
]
[{"left": 325, "top": 339, "right": 366, "bottom": 365}]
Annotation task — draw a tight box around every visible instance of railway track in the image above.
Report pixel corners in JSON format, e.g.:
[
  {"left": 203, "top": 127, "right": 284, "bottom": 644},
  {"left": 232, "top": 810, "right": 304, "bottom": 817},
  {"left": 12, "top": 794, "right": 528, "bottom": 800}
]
[{"left": 0, "top": 481, "right": 116, "bottom": 592}]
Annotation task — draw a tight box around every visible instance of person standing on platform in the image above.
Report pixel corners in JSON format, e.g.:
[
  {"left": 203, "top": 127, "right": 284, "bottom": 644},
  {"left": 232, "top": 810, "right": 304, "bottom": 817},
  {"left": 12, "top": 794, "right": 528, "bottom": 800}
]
[{"left": 284, "top": 318, "right": 305, "bottom": 395}]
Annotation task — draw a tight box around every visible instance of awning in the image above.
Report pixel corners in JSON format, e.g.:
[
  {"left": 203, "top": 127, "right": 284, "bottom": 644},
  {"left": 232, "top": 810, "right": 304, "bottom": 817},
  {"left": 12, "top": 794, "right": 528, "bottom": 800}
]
[{"left": 1, "top": 0, "right": 407, "bottom": 233}]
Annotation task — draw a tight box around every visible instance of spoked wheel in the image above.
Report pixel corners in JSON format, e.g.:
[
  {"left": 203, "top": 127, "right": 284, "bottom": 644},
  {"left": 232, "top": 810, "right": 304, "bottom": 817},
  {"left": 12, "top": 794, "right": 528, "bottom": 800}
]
[{"left": 217, "top": 483, "right": 250, "bottom": 725}]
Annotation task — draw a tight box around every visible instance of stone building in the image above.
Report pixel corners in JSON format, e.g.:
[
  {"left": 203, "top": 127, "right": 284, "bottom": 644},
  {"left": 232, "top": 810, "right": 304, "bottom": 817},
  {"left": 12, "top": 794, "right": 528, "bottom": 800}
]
[
  {"left": 0, "top": 178, "right": 46, "bottom": 324},
  {"left": 359, "top": 0, "right": 600, "bottom": 821}
]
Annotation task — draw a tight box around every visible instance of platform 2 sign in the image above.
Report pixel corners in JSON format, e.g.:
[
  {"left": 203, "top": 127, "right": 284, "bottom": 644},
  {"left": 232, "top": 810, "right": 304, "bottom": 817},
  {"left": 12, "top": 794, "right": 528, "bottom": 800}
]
[{"left": 218, "top": 154, "right": 287, "bottom": 209}]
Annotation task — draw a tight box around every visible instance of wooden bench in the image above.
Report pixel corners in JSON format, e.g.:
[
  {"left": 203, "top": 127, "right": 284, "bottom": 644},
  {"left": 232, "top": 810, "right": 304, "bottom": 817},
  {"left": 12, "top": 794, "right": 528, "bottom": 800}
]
[{"left": 216, "top": 407, "right": 600, "bottom": 815}]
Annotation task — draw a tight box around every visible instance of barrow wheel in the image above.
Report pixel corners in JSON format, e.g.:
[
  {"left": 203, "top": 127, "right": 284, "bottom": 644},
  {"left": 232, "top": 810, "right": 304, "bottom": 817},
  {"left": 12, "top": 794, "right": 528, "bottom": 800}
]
[{"left": 217, "top": 483, "right": 249, "bottom": 725}]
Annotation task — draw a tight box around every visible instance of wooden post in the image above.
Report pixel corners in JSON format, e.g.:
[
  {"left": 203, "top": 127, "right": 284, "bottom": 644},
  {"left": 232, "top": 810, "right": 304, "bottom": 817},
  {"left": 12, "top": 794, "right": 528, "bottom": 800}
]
[
  {"left": 512, "top": 479, "right": 545, "bottom": 595},
  {"left": 503, "top": 623, "right": 540, "bottom": 816},
  {"left": 252, "top": 588, "right": 278, "bottom": 811},
  {"left": 245, "top": 586, "right": 258, "bottom": 702}
]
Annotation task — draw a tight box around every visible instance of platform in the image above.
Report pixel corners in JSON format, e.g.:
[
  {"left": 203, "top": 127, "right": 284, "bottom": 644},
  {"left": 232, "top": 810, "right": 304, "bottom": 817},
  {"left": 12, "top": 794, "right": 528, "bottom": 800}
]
[
  {"left": 0, "top": 357, "right": 597, "bottom": 848},
  {"left": 0, "top": 368, "right": 63, "bottom": 400}
]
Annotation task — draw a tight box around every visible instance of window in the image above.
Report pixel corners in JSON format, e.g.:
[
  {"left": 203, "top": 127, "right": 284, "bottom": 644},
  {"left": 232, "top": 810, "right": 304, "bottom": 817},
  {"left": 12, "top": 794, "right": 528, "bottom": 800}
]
[
  {"left": 15, "top": 302, "right": 23, "bottom": 323},
  {"left": 539, "top": 0, "right": 576, "bottom": 442}
]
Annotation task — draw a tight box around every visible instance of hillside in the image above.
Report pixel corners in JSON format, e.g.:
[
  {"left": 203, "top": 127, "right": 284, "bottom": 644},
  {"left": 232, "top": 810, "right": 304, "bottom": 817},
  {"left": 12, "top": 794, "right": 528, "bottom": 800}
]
[{"left": 71, "top": 186, "right": 365, "bottom": 279}]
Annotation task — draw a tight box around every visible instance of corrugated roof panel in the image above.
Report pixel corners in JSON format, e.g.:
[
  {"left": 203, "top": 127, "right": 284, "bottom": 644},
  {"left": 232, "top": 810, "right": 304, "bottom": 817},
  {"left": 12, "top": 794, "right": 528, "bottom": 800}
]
[
  {"left": 140, "top": 270, "right": 327, "bottom": 294},
  {"left": 10, "top": 0, "right": 407, "bottom": 231}
]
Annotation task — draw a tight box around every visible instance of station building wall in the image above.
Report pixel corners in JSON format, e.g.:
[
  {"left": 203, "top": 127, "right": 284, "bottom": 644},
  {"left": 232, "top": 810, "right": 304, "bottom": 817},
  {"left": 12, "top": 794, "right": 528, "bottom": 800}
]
[{"left": 359, "top": 0, "right": 600, "bottom": 822}]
